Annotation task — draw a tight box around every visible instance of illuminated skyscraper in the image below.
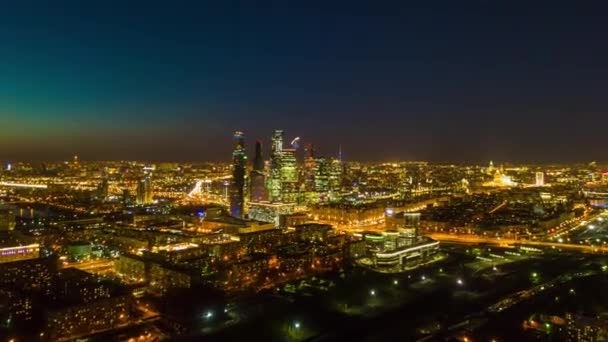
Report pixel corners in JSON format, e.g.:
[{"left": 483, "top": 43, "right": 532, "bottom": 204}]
[
  {"left": 280, "top": 147, "right": 298, "bottom": 202},
  {"left": 230, "top": 131, "right": 246, "bottom": 218},
  {"left": 314, "top": 157, "right": 330, "bottom": 193},
  {"left": 250, "top": 140, "right": 267, "bottom": 202},
  {"left": 268, "top": 130, "right": 284, "bottom": 202},
  {"left": 304, "top": 144, "right": 316, "bottom": 191},
  {"left": 136, "top": 175, "right": 153, "bottom": 205},
  {"left": 328, "top": 157, "right": 343, "bottom": 193},
  {"left": 535, "top": 171, "right": 545, "bottom": 186},
  {"left": 253, "top": 140, "right": 265, "bottom": 171}
]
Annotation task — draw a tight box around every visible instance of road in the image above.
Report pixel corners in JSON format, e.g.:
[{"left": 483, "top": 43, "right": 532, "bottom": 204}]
[
  {"left": 418, "top": 269, "right": 598, "bottom": 341},
  {"left": 62, "top": 259, "right": 115, "bottom": 273},
  {"left": 427, "top": 233, "right": 608, "bottom": 254}
]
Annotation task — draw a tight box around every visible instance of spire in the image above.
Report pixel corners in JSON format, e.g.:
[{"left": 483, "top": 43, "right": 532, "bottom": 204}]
[{"left": 338, "top": 144, "right": 343, "bottom": 162}]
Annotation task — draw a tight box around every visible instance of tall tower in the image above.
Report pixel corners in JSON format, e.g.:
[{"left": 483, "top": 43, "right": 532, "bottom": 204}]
[
  {"left": 280, "top": 147, "right": 298, "bottom": 202},
  {"left": 304, "top": 144, "right": 316, "bottom": 191},
  {"left": 253, "top": 140, "right": 265, "bottom": 172},
  {"left": 535, "top": 171, "right": 545, "bottom": 187},
  {"left": 230, "top": 131, "right": 246, "bottom": 218},
  {"left": 268, "top": 130, "right": 284, "bottom": 202},
  {"left": 314, "top": 157, "right": 330, "bottom": 193},
  {"left": 250, "top": 140, "right": 267, "bottom": 201},
  {"left": 328, "top": 157, "right": 343, "bottom": 193},
  {"left": 136, "top": 174, "right": 153, "bottom": 205}
]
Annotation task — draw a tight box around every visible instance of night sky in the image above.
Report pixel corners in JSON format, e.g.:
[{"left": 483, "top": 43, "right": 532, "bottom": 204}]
[{"left": 1, "top": 1, "right": 608, "bottom": 163}]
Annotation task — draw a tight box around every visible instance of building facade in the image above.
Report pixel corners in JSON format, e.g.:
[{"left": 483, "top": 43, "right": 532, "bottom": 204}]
[{"left": 230, "top": 131, "right": 246, "bottom": 218}]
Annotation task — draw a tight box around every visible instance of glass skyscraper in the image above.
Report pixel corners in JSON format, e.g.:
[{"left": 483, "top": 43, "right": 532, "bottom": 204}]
[
  {"left": 230, "top": 131, "right": 246, "bottom": 218},
  {"left": 250, "top": 140, "right": 267, "bottom": 202}
]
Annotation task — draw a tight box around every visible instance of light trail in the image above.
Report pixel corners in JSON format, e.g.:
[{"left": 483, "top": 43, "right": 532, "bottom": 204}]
[
  {"left": 427, "top": 233, "right": 608, "bottom": 253},
  {"left": 0, "top": 182, "right": 48, "bottom": 189}
]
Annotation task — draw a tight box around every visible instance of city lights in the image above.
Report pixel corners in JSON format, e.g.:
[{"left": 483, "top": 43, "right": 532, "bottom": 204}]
[{"left": 0, "top": 2, "right": 607, "bottom": 341}]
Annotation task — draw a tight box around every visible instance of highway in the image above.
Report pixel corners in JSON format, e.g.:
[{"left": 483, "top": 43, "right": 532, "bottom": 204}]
[
  {"left": 62, "top": 259, "right": 115, "bottom": 274},
  {"left": 426, "top": 233, "right": 608, "bottom": 253}
]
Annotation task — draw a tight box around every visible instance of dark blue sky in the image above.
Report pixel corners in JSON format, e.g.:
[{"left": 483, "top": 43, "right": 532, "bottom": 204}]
[{"left": 1, "top": 1, "right": 607, "bottom": 163}]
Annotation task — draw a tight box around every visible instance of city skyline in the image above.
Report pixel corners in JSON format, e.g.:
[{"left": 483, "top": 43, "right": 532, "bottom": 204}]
[{"left": 2, "top": 1, "right": 608, "bottom": 162}]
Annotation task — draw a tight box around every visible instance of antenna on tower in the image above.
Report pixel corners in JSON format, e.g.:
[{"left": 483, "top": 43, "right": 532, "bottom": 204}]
[{"left": 338, "top": 144, "right": 342, "bottom": 162}]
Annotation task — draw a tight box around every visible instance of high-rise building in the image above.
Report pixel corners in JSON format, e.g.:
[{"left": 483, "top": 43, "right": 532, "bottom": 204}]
[
  {"left": 280, "top": 148, "right": 298, "bottom": 202},
  {"left": 314, "top": 157, "right": 330, "bottom": 193},
  {"left": 268, "top": 130, "right": 284, "bottom": 202},
  {"left": 136, "top": 175, "right": 153, "bottom": 205},
  {"left": 304, "top": 144, "right": 316, "bottom": 191},
  {"left": 250, "top": 140, "right": 267, "bottom": 202},
  {"left": 536, "top": 171, "right": 545, "bottom": 186},
  {"left": 230, "top": 131, "right": 246, "bottom": 218},
  {"left": 328, "top": 157, "right": 343, "bottom": 193}
]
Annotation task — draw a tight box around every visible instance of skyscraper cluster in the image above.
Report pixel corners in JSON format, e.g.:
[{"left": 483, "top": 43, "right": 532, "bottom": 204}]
[{"left": 227, "top": 129, "right": 344, "bottom": 218}]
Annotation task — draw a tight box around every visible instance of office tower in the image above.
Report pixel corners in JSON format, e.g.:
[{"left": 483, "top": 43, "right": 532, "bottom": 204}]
[
  {"left": 328, "top": 157, "right": 343, "bottom": 192},
  {"left": 0, "top": 206, "right": 16, "bottom": 231},
  {"left": 268, "top": 130, "right": 284, "bottom": 202},
  {"left": 304, "top": 144, "right": 316, "bottom": 191},
  {"left": 253, "top": 139, "right": 264, "bottom": 172},
  {"left": 280, "top": 147, "right": 298, "bottom": 202},
  {"left": 230, "top": 131, "right": 246, "bottom": 218},
  {"left": 136, "top": 179, "right": 145, "bottom": 205},
  {"left": 314, "top": 157, "right": 330, "bottom": 193},
  {"left": 535, "top": 171, "right": 545, "bottom": 186},
  {"left": 250, "top": 140, "right": 267, "bottom": 202},
  {"left": 136, "top": 175, "right": 153, "bottom": 205}
]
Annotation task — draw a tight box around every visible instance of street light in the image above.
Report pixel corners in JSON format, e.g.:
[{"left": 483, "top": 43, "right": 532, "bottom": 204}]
[
  {"left": 370, "top": 289, "right": 376, "bottom": 296},
  {"left": 294, "top": 321, "right": 300, "bottom": 329},
  {"left": 457, "top": 279, "right": 464, "bottom": 286}
]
